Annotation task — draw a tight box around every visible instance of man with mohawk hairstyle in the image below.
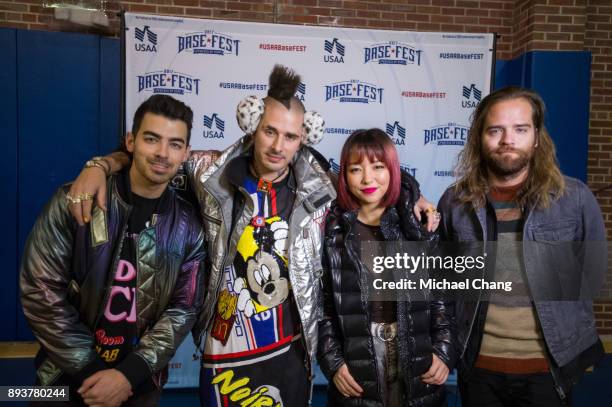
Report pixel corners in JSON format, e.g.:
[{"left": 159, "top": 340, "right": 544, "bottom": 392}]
[
  {"left": 190, "top": 64, "right": 334, "bottom": 406},
  {"left": 67, "top": 65, "right": 434, "bottom": 405}
]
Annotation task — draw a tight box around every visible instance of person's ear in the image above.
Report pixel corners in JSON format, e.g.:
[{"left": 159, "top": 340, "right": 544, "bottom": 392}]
[
  {"left": 126, "top": 132, "right": 135, "bottom": 153},
  {"left": 183, "top": 145, "right": 191, "bottom": 162}
]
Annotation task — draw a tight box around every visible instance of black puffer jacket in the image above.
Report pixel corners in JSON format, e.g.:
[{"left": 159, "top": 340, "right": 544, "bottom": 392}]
[{"left": 317, "top": 186, "right": 455, "bottom": 407}]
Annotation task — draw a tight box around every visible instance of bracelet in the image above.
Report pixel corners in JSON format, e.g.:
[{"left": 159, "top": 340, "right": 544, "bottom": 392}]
[
  {"left": 96, "top": 157, "right": 111, "bottom": 174},
  {"left": 84, "top": 156, "right": 110, "bottom": 176}
]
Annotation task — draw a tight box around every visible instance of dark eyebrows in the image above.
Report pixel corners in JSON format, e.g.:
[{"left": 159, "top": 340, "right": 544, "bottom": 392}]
[
  {"left": 263, "top": 124, "right": 299, "bottom": 140},
  {"left": 141, "top": 130, "right": 186, "bottom": 145},
  {"left": 263, "top": 124, "right": 279, "bottom": 135},
  {"left": 169, "top": 137, "right": 186, "bottom": 145},
  {"left": 142, "top": 130, "right": 161, "bottom": 139}
]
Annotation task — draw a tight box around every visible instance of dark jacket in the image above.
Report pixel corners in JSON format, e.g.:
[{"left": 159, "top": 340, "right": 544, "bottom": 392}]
[
  {"left": 318, "top": 181, "right": 456, "bottom": 407},
  {"left": 20, "top": 172, "right": 207, "bottom": 389},
  {"left": 437, "top": 176, "right": 607, "bottom": 399}
]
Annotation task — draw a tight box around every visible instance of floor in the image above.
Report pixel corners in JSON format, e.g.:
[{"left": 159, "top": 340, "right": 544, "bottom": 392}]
[{"left": 1, "top": 355, "right": 610, "bottom": 406}]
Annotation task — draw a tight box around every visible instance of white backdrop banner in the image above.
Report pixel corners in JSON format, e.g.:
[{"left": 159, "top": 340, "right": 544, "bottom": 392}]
[{"left": 124, "top": 12, "right": 494, "bottom": 388}]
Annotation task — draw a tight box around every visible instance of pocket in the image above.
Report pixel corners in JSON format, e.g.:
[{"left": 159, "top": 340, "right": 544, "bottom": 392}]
[{"left": 531, "top": 220, "right": 576, "bottom": 242}]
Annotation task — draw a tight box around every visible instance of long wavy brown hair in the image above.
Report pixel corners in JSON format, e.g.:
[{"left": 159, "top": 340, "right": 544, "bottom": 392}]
[{"left": 454, "top": 86, "right": 565, "bottom": 209}]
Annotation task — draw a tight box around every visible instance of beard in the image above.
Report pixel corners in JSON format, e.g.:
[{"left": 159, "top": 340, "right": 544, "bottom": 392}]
[{"left": 483, "top": 147, "right": 534, "bottom": 177}]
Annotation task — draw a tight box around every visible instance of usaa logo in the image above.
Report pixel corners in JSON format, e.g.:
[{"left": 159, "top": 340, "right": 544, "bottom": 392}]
[
  {"left": 137, "top": 69, "right": 200, "bottom": 95},
  {"left": 400, "top": 164, "right": 418, "bottom": 177},
  {"left": 203, "top": 113, "right": 225, "bottom": 139},
  {"left": 386, "top": 121, "right": 407, "bottom": 146},
  {"left": 462, "top": 84, "right": 482, "bottom": 109},
  {"left": 423, "top": 122, "right": 469, "bottom": 146},
  {"left": 364, "top": 41, "right": 423, "bottom": 66},
  {"left": 134, "top": 26, "right": 157, "bottom": 53},
  {"left": 328, "top": 158, "right": 341, "bottom": 174},
  {"left": 324, "top": 38, "right": 345, "bottom": 63},
  {"left": 325, "top": 80, "right": 384, "bottom": 104},
  {"left": 295, "top": 82, "right": 306, "bottom": 102},
  {"left": 177, "top": 30, "right": 240, "bottom": 56}
]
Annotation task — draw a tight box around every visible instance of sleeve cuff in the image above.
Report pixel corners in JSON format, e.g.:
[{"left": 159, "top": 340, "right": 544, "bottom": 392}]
[
  {"left": 115, "top": 353, "right": 152, "bottom": 389},
  {"left": 73, "top": 356, "right": 108, "bottom": 386}
]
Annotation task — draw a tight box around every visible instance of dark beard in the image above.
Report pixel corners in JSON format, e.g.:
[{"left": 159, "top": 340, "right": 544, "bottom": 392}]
[{"left": 484, "top": 148, "right": 532, "bottom": 177}]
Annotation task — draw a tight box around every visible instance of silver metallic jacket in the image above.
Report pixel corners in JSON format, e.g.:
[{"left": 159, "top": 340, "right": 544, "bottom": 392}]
[{"left": 189, "top": 136, "right": 336, "bottom": 364}]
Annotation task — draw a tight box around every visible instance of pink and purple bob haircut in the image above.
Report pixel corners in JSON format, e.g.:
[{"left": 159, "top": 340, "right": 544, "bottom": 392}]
[{"left": 337, "top": 128, "right": 401, "bottom": 211}]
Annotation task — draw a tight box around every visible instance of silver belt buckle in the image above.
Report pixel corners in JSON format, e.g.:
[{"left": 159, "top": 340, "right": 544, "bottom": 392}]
[{"left": 373, "top": 322, "right": 397, "bottom": 342}]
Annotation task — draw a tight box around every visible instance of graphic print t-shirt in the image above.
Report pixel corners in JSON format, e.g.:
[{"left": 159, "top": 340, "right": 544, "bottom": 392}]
[
  {"left": 201, "top": 164, "right": 309, "bottom": 407},
  {"left": 94, "top": 192, "right": 158, "bottom": 367}
]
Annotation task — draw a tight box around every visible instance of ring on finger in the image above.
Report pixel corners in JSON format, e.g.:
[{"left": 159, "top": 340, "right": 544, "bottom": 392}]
[
  {"left": 66, "top": 194, "right": 81, "bottom": 205},
  {"left": 425, "top": 206, "right": 436, "bottom": 214},
  {"left": 78, "top": 193, "right": 93, "bottom": 201}
]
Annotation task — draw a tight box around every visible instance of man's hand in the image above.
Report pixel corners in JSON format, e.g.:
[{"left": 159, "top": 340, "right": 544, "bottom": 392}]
[
  {"left": 68, "top": 152, "right": 129, "bottom": 225},
  {"left": 78, "top": 369, "right": 133, "bottom": 407},
  {"left": 413, "top": 195, "right": 441, "bottom": 233},
  {"left": 421, "top": 354, "right": 449, "bottom": 385},
  {"left": 333, "top": 363, "right": 363, "bottom": 398},
  {"left": 68, "top": 167, "right": 108, "bottom": 225}
]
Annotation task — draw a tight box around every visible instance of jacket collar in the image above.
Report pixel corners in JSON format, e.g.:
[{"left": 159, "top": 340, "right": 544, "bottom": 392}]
[
  {"left": 114, "top": 168, "right": 173, "bottom": 215},
  {"left": 290, "top": 146, "right": 336, "bottom": 212},
  {"left": 205, "top": 135, "right": 336, "bottom": 213},
  {"left": 224, "top": 153, "right": 297, "bottom": 192}
]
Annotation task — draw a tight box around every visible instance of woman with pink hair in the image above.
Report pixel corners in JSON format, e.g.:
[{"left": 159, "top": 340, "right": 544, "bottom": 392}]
[{"left": 317, "top": 128, "right": 455, "bottom": 407}]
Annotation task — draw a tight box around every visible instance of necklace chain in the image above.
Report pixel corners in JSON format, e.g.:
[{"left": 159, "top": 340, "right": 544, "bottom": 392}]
[{"left": 250, "top": 163, "right": 289, "bottom": 184}]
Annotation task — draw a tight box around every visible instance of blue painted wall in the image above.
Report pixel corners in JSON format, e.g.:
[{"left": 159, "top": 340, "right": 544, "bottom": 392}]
[
  {"left": 0, "top": 29, "right": 591, "bottom": 341},
  {"left": 496, "top": 51, "right": 591, "bottom": 182},
  {"left": 1, "top": 28, "right": 120, "bottom": 340},
  {"left": 0, "top": 29, "right": 18, "bottom": 342}
]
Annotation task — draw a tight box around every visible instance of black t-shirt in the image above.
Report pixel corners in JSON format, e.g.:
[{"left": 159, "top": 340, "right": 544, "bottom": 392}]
[{"left": 94, "top": 192, "right": 158, "bottom": 366}]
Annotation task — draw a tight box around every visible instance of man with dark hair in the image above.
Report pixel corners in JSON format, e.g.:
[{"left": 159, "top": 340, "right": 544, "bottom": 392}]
[
  {"left": 66, "top": 65, "right": 435, "bottom": 405},
  {"left": 438, "top": 86, "right": 607, "bottom": 406},
  {"left": 21, "top": 94, "right": 206, "bottom": 406},
  {"left": 131, "top": 94, "right": 195, "bottom": 143}
]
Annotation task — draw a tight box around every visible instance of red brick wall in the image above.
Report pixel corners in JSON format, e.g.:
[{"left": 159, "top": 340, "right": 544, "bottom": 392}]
[
  {"left": 585, "top": 0, "right": 612, "bottom": 335},
  {"left": 1, "top": 0, "right": 611, "bottom": 334}
]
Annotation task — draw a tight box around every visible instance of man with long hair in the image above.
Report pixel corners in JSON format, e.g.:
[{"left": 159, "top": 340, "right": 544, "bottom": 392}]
[{"left": 438, "top": 86, "right": 607, "bottom": 406}]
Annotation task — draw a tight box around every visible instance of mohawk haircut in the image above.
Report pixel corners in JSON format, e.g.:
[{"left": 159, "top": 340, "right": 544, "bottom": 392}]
[{"left": 267, "top": 64, "right": 301, "bottom": 109}]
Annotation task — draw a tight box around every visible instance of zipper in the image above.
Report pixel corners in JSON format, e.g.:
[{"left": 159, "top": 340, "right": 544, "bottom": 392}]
[{"left": 343, "top": 222, "right": 383, "bottom": 398}]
